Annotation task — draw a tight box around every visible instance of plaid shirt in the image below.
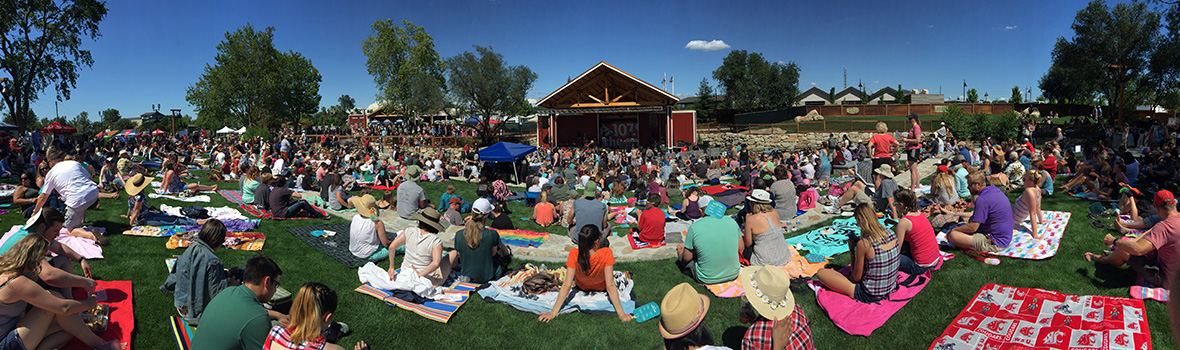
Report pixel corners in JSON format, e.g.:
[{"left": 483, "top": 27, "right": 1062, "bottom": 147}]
[
  {"left": 741, "top": 308, "right": 814, "bottom": 350},
  {"left": 263, "top": 325, "right": 327, "bottom": 350}
]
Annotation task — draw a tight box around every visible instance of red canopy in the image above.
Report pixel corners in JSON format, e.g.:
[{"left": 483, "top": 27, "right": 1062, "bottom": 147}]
[
  {"left": 40, "top": 121, "right": 76, "bottom": 134},
  {"left": 151, "top": 129, "right": 166, "bottom": 135}
]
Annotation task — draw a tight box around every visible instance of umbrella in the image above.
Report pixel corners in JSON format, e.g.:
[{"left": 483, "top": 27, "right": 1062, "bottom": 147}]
[
  {"left": 95, "top": 131, "right": 104, "bottom": 139},
  {"left": 40, "top": 121, "right": 76, "bottom": 134},
  {"left": 369, "top": 119, "right": 380, "bottom": 125},
  {"left": 151, "top": 129, "right": 166, "bottom": 136},
  {"left": 382, "top": 119, "right": 393, "bottom": 125},
  {"left": 121, "top": 129, "right": 138, "bottom": 137},
  {"left": 395, "top": 119, "right": 404, "bottom": 124}
]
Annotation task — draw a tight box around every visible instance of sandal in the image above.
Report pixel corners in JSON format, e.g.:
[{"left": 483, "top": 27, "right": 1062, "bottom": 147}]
[{"left": 1090, "top": 221, "right": 1112, "bottom": 229}]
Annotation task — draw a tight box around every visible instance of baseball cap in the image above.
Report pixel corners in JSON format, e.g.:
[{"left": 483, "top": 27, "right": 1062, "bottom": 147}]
[
  {"left": 472, "top": 198, "right": 494, "bottom": 215},
  {"left": 1154, "top": 190, "right": 1176, "bottom": 207},
  {"left": 907, "top": 113, "right": 919, "bottom": 120}
]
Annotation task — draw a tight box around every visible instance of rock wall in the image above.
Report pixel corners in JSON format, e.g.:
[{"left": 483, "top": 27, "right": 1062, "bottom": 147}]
[{"left": 699, "top": 130, "right": 934, "bottom": 152}]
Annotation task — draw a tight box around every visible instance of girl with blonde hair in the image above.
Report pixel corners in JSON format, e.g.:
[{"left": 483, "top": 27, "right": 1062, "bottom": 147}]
[
  {"left": 1012, "top": 170, "right": 1044, "bottom": 239},
  {"left": 814, "top": 203, "right": 900, "bottom": 302},
  {"left": 264, "top": 282, "right": 366, "bottom": 350}
]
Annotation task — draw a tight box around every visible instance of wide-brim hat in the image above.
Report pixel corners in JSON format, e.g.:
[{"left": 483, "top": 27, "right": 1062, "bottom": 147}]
[
  {"left": 746, "top": 189, "right": 772, "bottom": 204},
  {"left": 660, "top": 283, "right": 711, "bottom": 339},
  {"left": 349, "top": 194, "right": 378, "bottom": 218},
  {"left": 412, "top": 207, "right": 445, "bottom": 232},
  {"left": 405, "top": 165, "right": 422, "bottom": 180},
  {"left": 126, "top": 174, "right": 155, "bottom": 196},
  {"left": 739, "top": 266, "right": 795, "bottom": 320},
  {"left": 874, "top": 164, "right": 895, "bottom": 179}
]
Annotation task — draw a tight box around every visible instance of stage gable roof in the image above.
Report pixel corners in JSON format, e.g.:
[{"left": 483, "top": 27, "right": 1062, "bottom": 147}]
[{"left": 537, "top": 61, "right": 679, "bottom": 110}]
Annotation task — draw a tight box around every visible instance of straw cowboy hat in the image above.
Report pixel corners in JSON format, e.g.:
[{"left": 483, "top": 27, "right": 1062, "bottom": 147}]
[
  {"left": 349, "top": 194, "right": 378, "bottom": 218},
  {"left": 412, "top": 207, "right": 446, "bottom": 232},
  {"left": 660, "top": 283, "right": 711, "bottom": 339},
  {"left": 739, "top": 266, "right": 795, "bottom": 320},
  {"left": 126, "top": 174, "right": 155, "bottom": 197}
]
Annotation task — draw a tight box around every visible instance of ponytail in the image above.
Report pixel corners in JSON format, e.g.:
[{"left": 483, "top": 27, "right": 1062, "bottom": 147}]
[
  {"left": 465, "top": 214, "right": 487, "bottom": 249},
  {"left": 576, "top": 225, "right": 602, "bottom": 273},
  {"left": 288, "top": 282, "right": 338, "bottom": 344}
]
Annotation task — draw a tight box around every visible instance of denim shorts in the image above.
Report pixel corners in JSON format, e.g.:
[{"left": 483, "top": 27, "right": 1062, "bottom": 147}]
[
  {"left": 0, "top": 329, "right": 25, "bottom": 350},
  {"left": 854, "top": 284, "right": 887, "bottom": 303}
]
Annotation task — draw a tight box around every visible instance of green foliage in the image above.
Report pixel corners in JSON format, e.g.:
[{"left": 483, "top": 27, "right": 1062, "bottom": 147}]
[
  {"left": 100, "top": 108, "right": 121, "bottom": 125},
  {"left": 338, "top": 94, "right": 356, "bottom": 112},
  {"left": 0, "top": 0, "right": 107, "bottom": 131},
  {"left": 362, "top": 20, "right": 446, "bottom": 120},
  {"left": 69, "top": 112, "right": 96, "bottom": 136},
  {"left": 186, "top": 25, "right": 323, "bottom": 129},
  {"left": 240, "top": 126, "right": 272, "bottom": 141},
  {"left": 712, "top": 50, "right": 801, "bottom": 112},
  {"left": 1151, "top": 5, "right": 1180, "bottom": 108},
  {"left": 1010, "top": 86, "right": 1023, "bottom": 104},
  {"left": 1040, "top": 0, "right": 1159, "bottom": 110},
  {"left": 942, "top": 104, "right": 1022, "bottom": 141},
  {"left": 446, "top": 45, "right": 536, "bottom": 146},
  {"left": 692, "top": 78, "right": 717, "bottom": 122},
  {"left": 966, "top": 88, "right": 979, "bottom": 103}
]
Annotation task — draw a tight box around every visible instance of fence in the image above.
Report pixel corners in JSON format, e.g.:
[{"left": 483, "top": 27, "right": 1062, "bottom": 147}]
[
  {"left": 699, "top": 119, "right": 944, "bottom": 135},
  {"left": 804, "top": 103, "right": 1014, "bottom": 117},
  {"left": 332, "top": 132, "right": 531, "bottom": 148}
]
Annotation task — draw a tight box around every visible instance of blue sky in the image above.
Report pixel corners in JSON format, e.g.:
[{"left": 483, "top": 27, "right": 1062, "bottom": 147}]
[{"left": 39, "top": 0, "right": 1100, "bottom": 123}]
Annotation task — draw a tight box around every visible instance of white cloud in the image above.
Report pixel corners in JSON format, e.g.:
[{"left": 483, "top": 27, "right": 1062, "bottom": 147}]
[
  {"left": 1005, "top": 25, "right": 1017, "bottom": 30},
  {"left": 928, "top": 25, "right": 934, "bottom": 28},
  {"left": 873, "top": 81, "right": 879, "bottom": 84},
  {"left": 810, "top": 82, "right": 816, "bottom": 85},
  {"left": 776, "top": 60, "right": 786, "bottom": 65},
  {"left": 685, "top": 40, "right": 731, "bottom": 51}
]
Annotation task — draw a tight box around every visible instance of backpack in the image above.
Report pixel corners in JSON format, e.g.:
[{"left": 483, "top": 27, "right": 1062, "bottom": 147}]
[{"left": 181, "top": 206, "right": 209, "bottom": 219}]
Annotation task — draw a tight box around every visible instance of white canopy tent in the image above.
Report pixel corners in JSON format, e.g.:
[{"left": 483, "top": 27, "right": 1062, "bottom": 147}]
[
  {"left": 216, "top": 127, "right": 235, "bottom": 134},
  {"left": 236, "top": 127, "right": 247, "bottom": 134}
]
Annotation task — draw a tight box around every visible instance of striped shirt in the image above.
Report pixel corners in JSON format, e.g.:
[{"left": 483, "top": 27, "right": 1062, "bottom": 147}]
[
  {"left": 263, "top": 325, "right": 327, "bottom": 350},
  {"left": 862, "top": 228, "right": 900, "bottom": 299}
]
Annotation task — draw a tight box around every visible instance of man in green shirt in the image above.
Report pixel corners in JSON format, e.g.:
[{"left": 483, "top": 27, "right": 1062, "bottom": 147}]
[
  {"left": 676, "top": 199, "right": 740, "bottom": 284},
  {"left": 193, "top": 254, "right": 286, "bottom": 350}
]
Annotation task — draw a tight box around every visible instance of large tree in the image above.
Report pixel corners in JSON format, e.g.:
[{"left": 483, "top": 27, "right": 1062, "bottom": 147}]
[
  {"left": 362, "top": 20, "right": 446, "bottom": 121},
  {"left": 1039, "top": 0, "right": 1160, "bottom": 116},
  {"left": 99, "top": 108, "right": 120, "bottom": 125},
  {"left": 186, "top": 25, "right": 322, "bottom": 129},
  {"left": 446, "top": 46, "right": 536, "bottom": 146},
  {"left": 712, "top": 50, "right": 800, "bottom": 112},
  {"left": 692, "top": 78, "right": 717, "bottom": 122},
  {"left": 0, "top": 0, "right": 108, "bottom": 131},
  {"left": 1150, "top": 4, "right": 1180, "bottom": 108},
  {"left": 338, "top": 94, "right": 356, "bottom": 112},
  {"left": 966, "top": 88, "right": 979, "bottom": 103}
]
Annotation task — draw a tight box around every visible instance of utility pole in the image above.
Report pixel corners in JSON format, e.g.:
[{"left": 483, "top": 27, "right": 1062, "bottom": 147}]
[{"left": 170, "top": 109, "right": 181, "bottom": 136}]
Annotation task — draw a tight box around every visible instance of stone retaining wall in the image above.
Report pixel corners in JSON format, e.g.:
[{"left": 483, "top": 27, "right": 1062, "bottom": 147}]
[{"left": 699, "top": 130, "right": 935, "bottom": 152}]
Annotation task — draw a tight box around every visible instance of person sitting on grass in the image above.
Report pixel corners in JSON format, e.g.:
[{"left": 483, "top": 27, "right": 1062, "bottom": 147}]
[
  {"left": 327, "top": 173, "right": 354, "bottom": 211},
  {"left": 193, "top": 254, "right": 289, "bottom": 350},
  {"left": 269, "top": 176, "right": 325, "bottom": 219},
  {"left": 606, "top": 180, "right": 630, "bottom": 205},
  {"left": 242, "top": 167, "right": 262, "bottom": 205},
  {"left": 677, "top": 200, "right": 741, "bottom": 284},
  {"left": 488, "top": 203, "right": 516, "bottom": 230},
  {"left": 454, "top": 200, "right": 511, "bottom": 284},
  {"left": 532, "top": 192, "right": 557, "bottom": 227},
  {"left": 1085, "top": 190, "right": 1180, "bottom": 288},
  {"left": 738, "top": 266, "right": 814, "bottom": 350},
  {"left": 0, "top": 234, "right": 118, "bottom": 350},
  {"left": 814, "top": 203, "right": 900, "bottom": 303},
  {"left": 396, "top": 165, "right": 429, "bottom": 219},
  {"left": 892, "top": 189, "right": 940, "bottom": 276},
  {"left": 442, "top": 197, "right": 465, "bottom": 227},
  {"left": 940, "top": 171, "right": 1014, "bottom": 254},
  {"left": 567, "top": 185, "right": 614, "bottom": 247},
  {"left": 667, "top": 187, "right": 703, "bottom": 221},
  {"left": 98, "top": 157, "right": 123, "bottom": 193},
  {"left": 1112, "top": 187, "right": 1164, "bottom": 234},
  {"left": 539, "top": 225, "right": 634, "bottom": 323},
  {"left": 1012, "top": 171, "right": 1044, "bottom": 239},
  {"left": 126, "top": 174, "right": 208, "bottom": 229},
  {"left": 348, "top": 194, "right": 393, "bottom": 262},
  {"left": 387, "top": 208, "right": 456, "bottom": 287},
  {"left": 439, "top": 185, "right": 463, "bottom": 212},
  {"left": 265, "top": 282, "right": 366, "bottom": 350},
  {"left": 2, "top": 208, "right": 97, "bottom": 300},
  {"left": 824, "top": 163, "right": 898, "bottom": 220},
  {"left": 253, "top": 173, "right": 273, "bottom": 211},
  {"left": 633, "top": 193, "right": 667, "bottom": 245},
  {"left": 659, "top": 283, "right": 723, "bottom": 349},
  {"left": 741, "top": 189, "right": 791, "bottom": 267},
  {"left": 163, "top": 220, "right": 234, "bottom": 326},
  {"left": 161, "top": 160, "right": 217, "bottom": 194}
]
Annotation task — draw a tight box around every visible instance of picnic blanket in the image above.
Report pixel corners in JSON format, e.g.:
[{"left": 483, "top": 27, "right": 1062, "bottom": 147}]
[
  {"left": 783, "top": 218, "right": 889, "bottom": 257},
  {"left": 122, "top": 226, "right": 173, "bottom": 237},
  {"left": 478, "top": 268, "right": 636, "bottom": 316},
  {"left": 368, "top": 184, "right": 399, "bottom": 191},
  {"left": 935, "top": 210, "right": 1072, "bottom": 260},
  {"left": 815, "top": 267, "right": 933, "bottom": 336},
  {"left": 609, "top": 206, "right": 637, "bottom": 225},
  {"left": 1072, "top": 192, "right": 1118, "bottom": 202},
  {"left": 149, "top": 193, "right": 211, "bottom": 202},
  {"left": 628, "top": 230, "right": 668, "bottom": 250},
  {"left": 170, "top": 316, "right": 195, "bottom": 350},
  {"left": 355, "top": 264, "right": 479, "bottom": 323},
  {"left": 492, "top": 229, "right": 549, "bottom": 248},
  {"left": 700, "top": 184, "right": 748, "bottom": 195},
  {"left": 0, "top": 225, "right": 103, "bottom": 259},
  {"left": 241, "top": 203, "right": 327, "bottom": 220},
  {"left": 712, "top": 190, "right": 748, "bottom": 207},
  {"left": 160, "top": 204, "right": 248, "bottom": 221},
  {"left": 929, "top": 283, "right": 1152, "bottom": 350},
  {"left": 705, "top": 247, "right": 827, "bottom": 298},
  {"left": 166, "top": 232, "right": 265, "bottom": 251},
  {"left": 65, "top": 280, "right": 133, "bottom": 350},
  {"left": 287, "top": 224, "right": 368, "bottom": 268},
  {"left": 216, "top": 189, "right": 247, "bottom": 206}
]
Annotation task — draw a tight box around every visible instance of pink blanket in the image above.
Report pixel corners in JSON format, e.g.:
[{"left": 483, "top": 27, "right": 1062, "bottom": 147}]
[
  {"left": 0, "top": 225, "right": 103, "bottom": 259},
  {"left": 815, "top": 263, "right": 939, "bottom": 336}
]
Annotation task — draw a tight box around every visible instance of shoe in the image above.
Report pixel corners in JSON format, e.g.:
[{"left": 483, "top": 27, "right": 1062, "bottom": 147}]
[
  {"left": 817, "top": 196, "right": 832, "bottom": 206},
  {"left": 840, "top": 210, "right": 854, "bottom": 217},
  {"left": 822, "top": 206, "right": 841, "bottom": 214}
]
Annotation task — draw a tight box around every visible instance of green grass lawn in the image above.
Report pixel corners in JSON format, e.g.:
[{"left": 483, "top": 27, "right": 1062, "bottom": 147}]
[{"left": 19, "top": 174, "right": 1178, "bottom": 349}]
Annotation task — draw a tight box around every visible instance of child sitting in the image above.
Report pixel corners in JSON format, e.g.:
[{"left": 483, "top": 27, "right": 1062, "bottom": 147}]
[
  {"left": 892, "top": 189, "right": 940, "bottom": 276},
  {"left": 538, "top": 225, "right": 633, "bottom": 323},
  {"left": 633, "top": 193, "right": 667, "bottom": 245},
  {"left": 1012, "top": 171, "right": 1044, "bottom": 239},
  {"left": 532, "top": 192, "right": 557, "bottom": 227},
  {"left": 814, "top": 203, "right": 900, "bottom": 303}
]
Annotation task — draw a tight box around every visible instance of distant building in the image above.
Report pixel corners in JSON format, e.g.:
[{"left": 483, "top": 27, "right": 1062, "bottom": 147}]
[
  {"left": 867, "top": 87, "right": 899, "bottom": 104},
  {"left": 833, "top": 87, "right": 864, "bottom": 104},
  {"left": 910, "top": 92, "right": 945, "bottom": 104},
  {"left": 796, "top": 87, "right": 832, "bottom": 106},
  {"left": 674, "top": 95, "right": 725, "bottom": 109},
  {"left": 126, "top": 111, "right": 166, "bottom": 127}
]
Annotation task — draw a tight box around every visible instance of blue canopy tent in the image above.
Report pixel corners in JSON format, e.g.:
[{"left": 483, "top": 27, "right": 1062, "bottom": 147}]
[{"left": 477, "top": 141, "right": 536, "bottom": 182}]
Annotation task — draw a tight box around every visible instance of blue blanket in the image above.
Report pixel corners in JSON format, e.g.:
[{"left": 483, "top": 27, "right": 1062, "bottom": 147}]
[{"left": 783, "top": 218, "right": 890, "bottom": 257}]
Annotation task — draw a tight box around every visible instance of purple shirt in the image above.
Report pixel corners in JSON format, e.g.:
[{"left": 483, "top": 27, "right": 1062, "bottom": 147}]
[{"left": 970, "top": 185, "right": 1013, "bottom": 248}]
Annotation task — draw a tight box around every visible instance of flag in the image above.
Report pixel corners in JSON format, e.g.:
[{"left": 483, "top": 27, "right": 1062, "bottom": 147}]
[
  {"left": 669, "top": 76, "right": 673, "bottom": 83},
  {"left": 963, "top": 81, "right": 967, "bottom": 87},
  {"left": 661, "top": 78, "right": 666, "bottom": 85}
]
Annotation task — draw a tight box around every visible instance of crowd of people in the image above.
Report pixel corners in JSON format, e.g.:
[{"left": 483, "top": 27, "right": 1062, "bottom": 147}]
[{"left": 2, "top": 109, "right": 1180, "bottom": 349}]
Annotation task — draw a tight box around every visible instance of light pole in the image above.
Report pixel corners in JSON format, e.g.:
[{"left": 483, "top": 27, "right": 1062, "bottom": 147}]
[
  {"left": 984, "top": 92, "right": 989, "bottom": 103},
  {"left": 170, "top": 109, "right": 180, "bottom": 136}
]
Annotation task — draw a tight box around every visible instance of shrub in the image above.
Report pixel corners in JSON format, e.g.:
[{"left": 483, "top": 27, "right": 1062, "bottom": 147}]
[
  {"left": 240, "top": 126, "right": 273, "bottom": 141},
  {"left": 942, "top": 104, "right": 1021, "bottom": 142}
]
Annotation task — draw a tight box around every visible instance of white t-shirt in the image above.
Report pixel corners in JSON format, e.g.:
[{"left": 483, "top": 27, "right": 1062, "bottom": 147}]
[
  {"left": 399, "top": 227, "right": 441, "bottom": 271},
  {"left": 349, "top": 215, "right": 380, "bottom": 258},
  {"left": 432, "top": 159, "right": 442, "bottom": 170},
  {"left": 800, "top": 163, "right": 815, "bottom": 179},
  {"left": 272, "top": 158, "right": 285, "bottom": 176},
  {"left": 42, "top": 160, "right": 99, "bottom": 208}
]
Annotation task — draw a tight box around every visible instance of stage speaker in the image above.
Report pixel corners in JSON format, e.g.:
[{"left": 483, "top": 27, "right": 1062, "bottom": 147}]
[{"left": 539, "top": 116, "right": 550, "bottom": 129}]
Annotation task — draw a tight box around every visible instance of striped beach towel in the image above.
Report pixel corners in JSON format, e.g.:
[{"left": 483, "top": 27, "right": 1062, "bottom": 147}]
[
  {"left": 355, "top": 277, "right": 479, "bottom": 323},
  {"left": 170, "top": 316, "right": 195, "bottom": 350},
  {"left": 240, "top": 204, "right": 327, "bottom": 220},
  {"left": 166, "top": 232, "right": 266, "bottom": 251},
  {"left": 627, "top": 230, "right": 667, "bottom": 250},
  {"left": 217, "top": 189, "right": 247, "bottom": 206},
  {"left": 492, "top": 229, "right": 549, "bottom": 247}
]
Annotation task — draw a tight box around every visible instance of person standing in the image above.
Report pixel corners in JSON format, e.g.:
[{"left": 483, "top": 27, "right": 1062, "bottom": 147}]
[
  {"left": 868, "top": 122, "right": 900, "bottom": 189},
  {"left": 32, "top": 147, "right": 98, "bottom": 239},
  {"left": 901, "top": 114, "right": 923, "bottom": 191}
]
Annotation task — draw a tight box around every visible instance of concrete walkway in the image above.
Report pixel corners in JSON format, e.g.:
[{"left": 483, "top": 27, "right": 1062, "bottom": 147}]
[{"left": 323, "top": 154, "right": 949, "bottom": 263}]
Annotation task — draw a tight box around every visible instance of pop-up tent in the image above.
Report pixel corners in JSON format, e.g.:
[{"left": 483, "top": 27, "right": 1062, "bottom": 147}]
[
  {"left": 477, "top": 141, "right": 536, "bottom": 182},
  {"left": 216, "top": 127, "right": 235, "bottom": 134}
]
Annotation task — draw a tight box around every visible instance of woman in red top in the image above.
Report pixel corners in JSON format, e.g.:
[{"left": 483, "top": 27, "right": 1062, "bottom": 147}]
[
  {"left": 891, "top": 189, "right": 939, "bottom": 275},
  {"left": 539, "top": 225, "right": 633, "bottom": 323},
  {"left": 635, "top": 193, "right": 667, "bottom": 244},
  {"left": 868, "top": 122, "right": 900, "bottom": 187}
]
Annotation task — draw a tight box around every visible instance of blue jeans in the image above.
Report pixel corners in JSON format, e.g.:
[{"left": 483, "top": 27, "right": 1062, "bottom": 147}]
[
  {"left": 138, "top": 212, "right": 198, "bottom": 226},
  {"left": 284, "top": 201, "right": 322, "bottom": 218},
  {"left": 898, "top": 254, "right": 933, "bottom": 276}
]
